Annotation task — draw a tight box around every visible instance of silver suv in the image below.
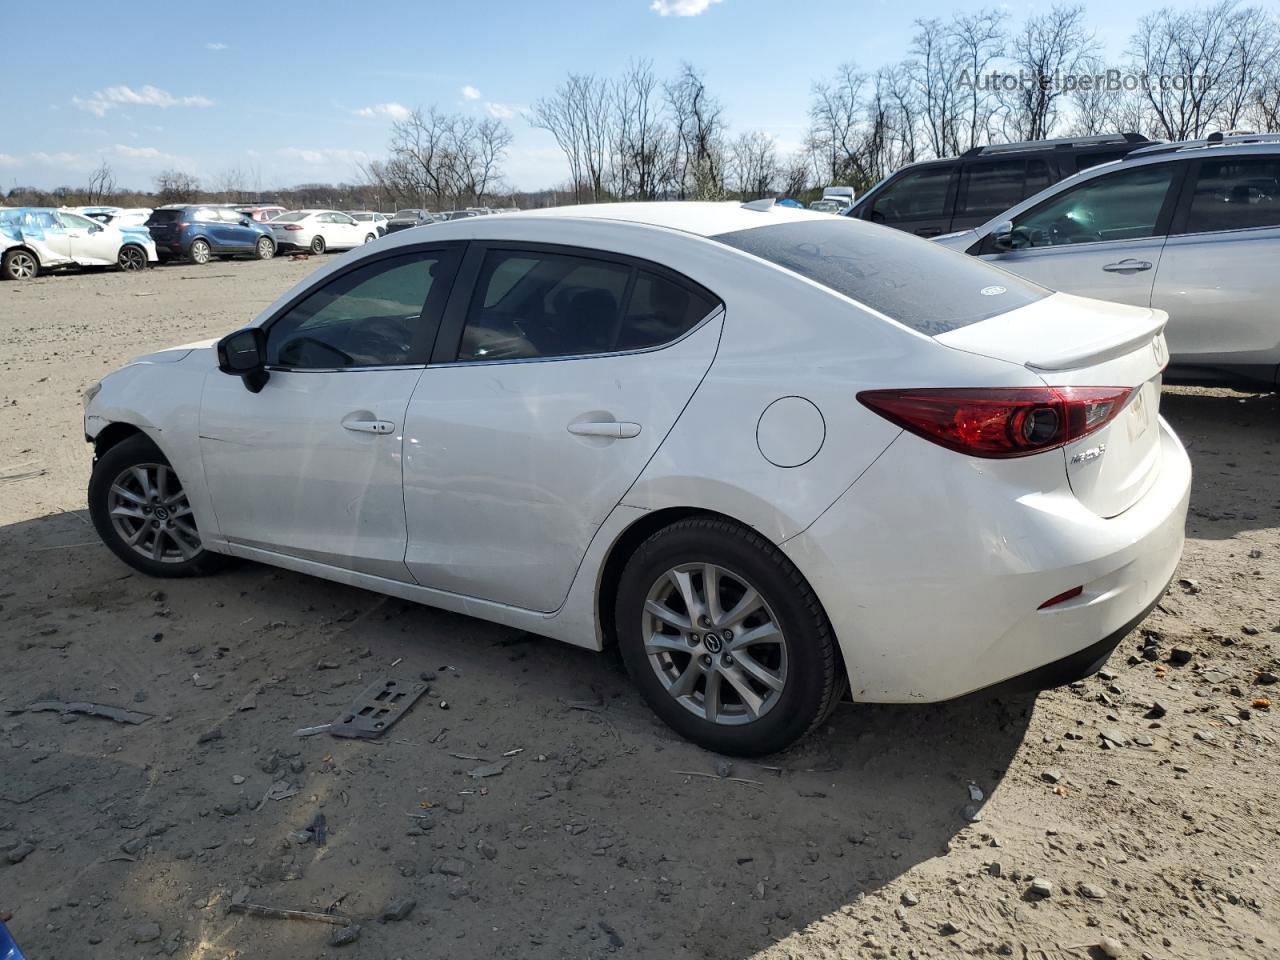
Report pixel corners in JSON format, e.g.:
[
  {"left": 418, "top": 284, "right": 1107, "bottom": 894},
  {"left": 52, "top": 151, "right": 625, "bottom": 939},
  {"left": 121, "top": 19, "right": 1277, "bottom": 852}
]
[{"left": 935, "top": 133, "right": 1280, "bottom": 389}]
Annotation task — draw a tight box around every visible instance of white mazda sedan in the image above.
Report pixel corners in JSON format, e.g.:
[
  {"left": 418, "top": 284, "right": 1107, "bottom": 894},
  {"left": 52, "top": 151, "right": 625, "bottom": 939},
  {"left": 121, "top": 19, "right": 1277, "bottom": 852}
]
[{"left": 83, "top": 202, "right": 1190, "bottom": 755}]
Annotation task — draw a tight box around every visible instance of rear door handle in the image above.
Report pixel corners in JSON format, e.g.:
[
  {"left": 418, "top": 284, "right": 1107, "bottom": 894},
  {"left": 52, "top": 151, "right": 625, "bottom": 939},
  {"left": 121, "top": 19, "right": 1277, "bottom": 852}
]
[
  {"left": 342, "top": 417, "right": 395, "bottom": 435},
  {"left": 568, "top": 421, "right": 642, "bottom": 439},
  {"left": 1102, "top": 259, "right": 1152, "bottom": 272}
]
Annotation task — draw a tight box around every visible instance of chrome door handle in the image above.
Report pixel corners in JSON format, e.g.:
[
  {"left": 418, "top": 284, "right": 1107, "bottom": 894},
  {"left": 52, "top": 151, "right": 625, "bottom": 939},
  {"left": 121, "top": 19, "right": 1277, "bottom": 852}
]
[
  {"left": 568, "top": 421, "right": 642, "bottom": 439},
  {"left": 1102, "top": 259, "right": 1152, "bottom": 272},
  {"left": 343, "top": 419, "right": 395, "bottom": 435}
]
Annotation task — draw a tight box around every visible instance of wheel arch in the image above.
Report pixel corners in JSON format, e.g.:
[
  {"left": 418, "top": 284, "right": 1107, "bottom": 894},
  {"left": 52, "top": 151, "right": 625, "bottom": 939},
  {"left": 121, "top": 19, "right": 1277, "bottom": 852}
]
[
  {"left": 92, "top": 421, "right": 148, "bottom": 459},
  {"left": 2, "top": 244, "right": 42, "bottom": 268},
  {"left": 596, "top": 506, "right": 767, "bottom": 650}
]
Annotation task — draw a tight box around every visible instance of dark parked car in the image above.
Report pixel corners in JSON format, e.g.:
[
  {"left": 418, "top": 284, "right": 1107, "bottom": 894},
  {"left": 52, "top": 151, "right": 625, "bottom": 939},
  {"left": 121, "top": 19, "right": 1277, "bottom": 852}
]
[
  {"left": 145, "top": 205, "right": 276, "bottom": 264},
  {"left": 845, "top": 132, "right": 1155, "bottom": 238},
  {"left": 383, "top": 209, "right": 435, "bottom": 234}
]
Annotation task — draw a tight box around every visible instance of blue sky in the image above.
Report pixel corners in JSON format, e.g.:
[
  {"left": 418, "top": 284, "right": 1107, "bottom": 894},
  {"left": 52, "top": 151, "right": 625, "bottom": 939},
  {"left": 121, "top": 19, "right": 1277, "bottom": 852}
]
[{"left": 2, "top": 0, "right": 1210, "bottom": 193}]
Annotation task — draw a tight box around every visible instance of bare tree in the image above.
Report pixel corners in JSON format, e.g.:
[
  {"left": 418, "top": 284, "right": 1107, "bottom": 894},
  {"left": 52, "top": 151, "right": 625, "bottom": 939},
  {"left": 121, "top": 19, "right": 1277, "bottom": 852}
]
[
  {"left": 211, "top": 165, "right": 248, "bottom": 202},
  {"left": 778, "top": 154, "right": 810, "bottom": 198},
  {"left": 807, "top": 63, "right": 869, "bottom": 186},
  {"left": 611, "top": 59, "right": 674, "bottom": 200},
  {"left": 666, "top": 63, "right": 726, "bottom": 200},
  {"left": 529, "top": 74, "right": 612, "bottom": 202},
  {"left": 154, "top": 169, "right": 200, "bottom": 204},
  {"left": 1129, "top": 1, "right": 1239, "bottom": 141},
  {"left": 1066, "top": 59, "right": 1148, "bottom": 136},
  {"left": 365, "top": 106, "right": 512, "bottom": 209},
  {"left": 729, "top": 131, "right": 778, "bottom": 199},
  {"left": 1004, "top": 4, "right": 1098, "bottom": 140},
  {"left": 953, "top": 10, "right": 1007, "bottom": 149},
  {"left": 909, "top": 18, "right": 966, "bottom": 157},
  {"left": 1217, "top": 5, "right": 1278, "bottom": 131},
  {"left": 87, "top": 159, "right": 117, "bottom": 205}
]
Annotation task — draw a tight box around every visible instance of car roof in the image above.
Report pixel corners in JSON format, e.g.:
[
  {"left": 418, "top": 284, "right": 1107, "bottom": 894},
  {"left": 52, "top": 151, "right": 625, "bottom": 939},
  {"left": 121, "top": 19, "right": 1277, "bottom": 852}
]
[{"left": 498, "top": 201, "right": 829, "bottom": 238}]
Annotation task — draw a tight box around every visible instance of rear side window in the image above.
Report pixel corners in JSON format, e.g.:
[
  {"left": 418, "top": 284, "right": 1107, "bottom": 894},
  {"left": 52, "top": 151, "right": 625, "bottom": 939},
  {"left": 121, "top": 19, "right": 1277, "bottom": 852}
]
[
  {"left": 870, "top": 166, "right": 954, "bottom": 222},
  {"left": 457, "top": 250, "right": 719, "bottom": 361},
  {"left": 1183, "top": 157, "right": 1280, "bottom": 234},
  {"left": 958, "top": 159, "right": 1028, "bottom": 219},
  {"left": 713, "top": 219, "right": 1047, "bottom": 336}
]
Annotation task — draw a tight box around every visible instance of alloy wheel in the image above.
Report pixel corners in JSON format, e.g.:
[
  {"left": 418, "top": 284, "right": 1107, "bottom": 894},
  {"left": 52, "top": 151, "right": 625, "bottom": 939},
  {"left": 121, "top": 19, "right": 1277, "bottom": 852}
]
[
  {"left": 118, "top": 246, "right": 146, "bottom": 271},
  {"left": 643, "top": 563, "right": 788, "bottom": 725},
  {"left": 106, "top": 462, "right": 202, "bottom": 563},
  {"left": 6, "top": 251, "right": 37, "bottom": 279},
  {"left": 257, "top": 238, "right": 274, "bottom": 259},
  {"left": 190, "top": 241, "right": 211, "bottom": 264}
]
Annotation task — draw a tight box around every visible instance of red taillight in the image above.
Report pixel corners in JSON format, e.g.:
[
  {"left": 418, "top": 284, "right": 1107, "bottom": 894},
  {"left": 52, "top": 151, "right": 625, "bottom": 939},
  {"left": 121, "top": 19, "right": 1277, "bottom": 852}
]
[
  {"left": 1038, "top": 585, "right": 1084, "bottom": 609},
  {"left": 176, "top": 222, "right": 189, "bottom": 228},
  {"left": 857, "top": 386, "right": 1133, "bottom": 459},
  {"left": 282, "top": 224, "right": 303, "bottom": 231}
]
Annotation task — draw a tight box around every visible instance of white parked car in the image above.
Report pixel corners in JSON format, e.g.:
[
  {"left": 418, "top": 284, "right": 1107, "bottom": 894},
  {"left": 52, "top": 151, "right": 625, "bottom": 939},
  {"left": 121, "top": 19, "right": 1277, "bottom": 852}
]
[
  {"left": 347, "top": 210, "right": 390, "bottom": 236},
  {"left": 82, "top": 202, "right": 1189, "bottom": 755},
  {"left": 1, "top": 207, "right": 158, "bottom": 280},
  {"left": 267, "top": 209, "right": 380, "bottom": 254},
  {"left": 74, "top": 206, "right": 154, "bottom": 228}
]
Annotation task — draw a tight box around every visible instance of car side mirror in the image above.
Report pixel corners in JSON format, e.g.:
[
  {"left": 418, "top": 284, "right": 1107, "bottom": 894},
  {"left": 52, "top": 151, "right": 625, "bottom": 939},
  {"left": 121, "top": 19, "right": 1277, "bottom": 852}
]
[
  {"left": 217, "top": 327, "right": 270, "bottom": 393},
  {"left": 990, "top": 220, "right": 1019, "bottom": 251}
]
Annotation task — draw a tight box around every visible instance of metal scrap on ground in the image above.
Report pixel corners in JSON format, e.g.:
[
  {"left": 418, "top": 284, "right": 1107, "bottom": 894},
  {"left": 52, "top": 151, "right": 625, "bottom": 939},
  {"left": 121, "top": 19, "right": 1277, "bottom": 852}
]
[{"left": 19, "top": 700, "right": 153, "bottom": 725}]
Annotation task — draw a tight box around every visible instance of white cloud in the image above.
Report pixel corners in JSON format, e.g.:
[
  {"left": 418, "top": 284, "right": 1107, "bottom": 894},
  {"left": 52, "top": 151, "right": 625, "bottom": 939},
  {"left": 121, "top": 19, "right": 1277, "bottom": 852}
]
[
  {"left": 461, "top": 85, "right": 482, "bottom": 100},
  {"left": 28, "top": 151, "right": 84, "bottom": 168},
  {"left": 277, "top": 146, "right": 370, "bottom": 167},
  {"left": 206, "top": 42, "right": 228, "bottom": 51},
  {"left": 650, "top": 0, "right": 723, "bottom": 15},
  {"left": 354, "top": 102, "right": 411, "bottom": 121},
  {"left": 0, "top": 153, "right": 21, "bottom": 168},
  {"left": 485, "top": 102, "right": 516, "bottom": 119},
  {"left": 73, "top": 84, "right": 214, "bottom": 117}
]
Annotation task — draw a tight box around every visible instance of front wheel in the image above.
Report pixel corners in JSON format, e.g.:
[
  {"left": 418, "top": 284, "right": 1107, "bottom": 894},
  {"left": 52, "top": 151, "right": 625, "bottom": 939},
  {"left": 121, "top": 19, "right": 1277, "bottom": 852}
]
[
  {"left": 364, "top": 232, "right": 376, "bottom": 244},
  {"left": 88, "top": 434, "right": 225, "bottom": 578},
  {"left": 2, "top": 248, "right": 39, "bottom": 281},
  {"left": 310, "top": 235, "right": 326, "bottom": 255},
  {"left": 255, "top": 237, "right": 275, "bottom": 260},
  {"left": 189, "top": 239, "right": 212, "bottom": 265},
  {"left": 615, "top": 516, "right": 843, "bottom": 756},
  {"left": 117, "top": 244, "right": 147, "bottom": 272}
]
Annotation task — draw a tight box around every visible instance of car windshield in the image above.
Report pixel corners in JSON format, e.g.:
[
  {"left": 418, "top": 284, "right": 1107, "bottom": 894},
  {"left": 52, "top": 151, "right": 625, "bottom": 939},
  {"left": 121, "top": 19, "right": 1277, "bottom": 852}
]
[
  {"left": 272, "top": 212, "right": 309, "bottom": 223},
  {"left": 713, "top": 218, "right": 1048, "bottom": 335}
]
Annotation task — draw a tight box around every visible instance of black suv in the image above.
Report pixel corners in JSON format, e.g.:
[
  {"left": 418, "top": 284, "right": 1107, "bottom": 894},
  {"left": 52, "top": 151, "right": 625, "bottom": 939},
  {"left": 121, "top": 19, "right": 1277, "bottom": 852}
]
[{"left": 845, "top": 133, "right": 1155, "bottom": 238}]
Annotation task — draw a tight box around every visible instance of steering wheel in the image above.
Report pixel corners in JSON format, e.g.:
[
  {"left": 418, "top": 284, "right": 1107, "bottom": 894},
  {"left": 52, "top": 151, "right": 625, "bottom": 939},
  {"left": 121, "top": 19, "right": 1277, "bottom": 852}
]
[{"left": 282, "top": 336, "right": 356, "bottom": 367}]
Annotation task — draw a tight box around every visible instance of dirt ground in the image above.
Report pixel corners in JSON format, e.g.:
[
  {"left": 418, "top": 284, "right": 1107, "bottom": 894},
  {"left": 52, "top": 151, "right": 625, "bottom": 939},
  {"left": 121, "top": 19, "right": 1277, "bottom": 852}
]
[{"left": 1, "top": 258, "right": 1278, "bottom": 960}]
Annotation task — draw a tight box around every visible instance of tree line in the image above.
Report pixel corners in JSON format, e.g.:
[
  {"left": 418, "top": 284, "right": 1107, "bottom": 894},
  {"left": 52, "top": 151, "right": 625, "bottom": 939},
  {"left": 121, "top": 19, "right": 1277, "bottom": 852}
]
[{"left": 8, "top": 0, "right": 1280, "bottom": 211}]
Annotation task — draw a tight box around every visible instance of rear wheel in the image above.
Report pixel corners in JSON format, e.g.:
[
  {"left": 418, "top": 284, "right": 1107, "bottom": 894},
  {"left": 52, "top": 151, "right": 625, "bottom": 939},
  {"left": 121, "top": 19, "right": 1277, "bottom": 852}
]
[
  {"left": 189, "top": 239, "right": 211, "bottom": 265},
  {"left": 615, "top": 516, "right": 842, "bottom": 756},
  {"left": 2, "top": 248, "right": 39, "bottom": 281},
  {"left": 117, "top": 244, "right": 147, "bottom": 272},
  {"left": 255, "top": 237, "right": 275, "bottom": 260},
  {"left": 310, "top": 235, "right": 326, "bottom": 255},
  {"left": 88, "top": 434, "right": 224, "bottom": 578}
]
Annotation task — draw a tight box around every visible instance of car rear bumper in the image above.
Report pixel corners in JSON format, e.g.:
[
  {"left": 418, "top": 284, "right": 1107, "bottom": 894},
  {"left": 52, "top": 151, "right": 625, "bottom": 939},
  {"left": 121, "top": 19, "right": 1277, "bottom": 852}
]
[{"left": 781, "top": 416, "right": 1191, "bottom": 703}]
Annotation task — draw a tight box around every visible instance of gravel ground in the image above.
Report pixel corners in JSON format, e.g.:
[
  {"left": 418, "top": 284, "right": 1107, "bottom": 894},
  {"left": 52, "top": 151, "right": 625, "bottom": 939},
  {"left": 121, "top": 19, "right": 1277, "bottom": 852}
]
[{"left": 1, "top": 259, "right": 1278, "bottom": 960}]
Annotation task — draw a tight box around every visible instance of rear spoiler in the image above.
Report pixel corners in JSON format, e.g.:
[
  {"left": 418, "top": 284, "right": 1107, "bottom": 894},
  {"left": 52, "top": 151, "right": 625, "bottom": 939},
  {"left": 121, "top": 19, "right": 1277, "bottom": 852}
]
[{"left": 1027, "top": 310, "right": 1168, "bottom": 371}]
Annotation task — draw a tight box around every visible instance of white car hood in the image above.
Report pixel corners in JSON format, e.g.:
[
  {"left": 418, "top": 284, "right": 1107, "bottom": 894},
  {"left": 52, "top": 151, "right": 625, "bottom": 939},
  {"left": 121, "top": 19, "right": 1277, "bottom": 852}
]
[{"left": 131, "top": 337, "right": 219, "bottom": 365}]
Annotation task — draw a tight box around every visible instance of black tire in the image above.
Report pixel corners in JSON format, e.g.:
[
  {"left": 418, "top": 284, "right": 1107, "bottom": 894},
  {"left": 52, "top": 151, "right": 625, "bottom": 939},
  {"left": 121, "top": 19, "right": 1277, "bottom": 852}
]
[
  {"left": 615, "top": 516, "right": 842, "bottom": 756},
  {"left": 364, "top": 232, "right": 376, "bottom": 244},
  {"left": 255, "top": 237, "right": 276, "bottom": 260},
  {"left": 88, "top": 434, "right": 225, "bottom": 578},
  {"left": 189, "top": 239, "right": 212, "bottom": 265},
  {"left": 310, "top": 235, "right": 326, "bottom": 255},
  {"left": 117, "top": 244, "right": 148, "bottom": 272},
  {"left": 2, "top": 248, "right": 39, "bottom": 281}
]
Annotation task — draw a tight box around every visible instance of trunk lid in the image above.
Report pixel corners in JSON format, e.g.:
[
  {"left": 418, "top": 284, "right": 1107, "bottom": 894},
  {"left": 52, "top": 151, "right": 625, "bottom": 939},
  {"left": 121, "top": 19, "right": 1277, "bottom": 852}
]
[{"left": 936, "top": 292, "right": 1168, "bottom": 518}]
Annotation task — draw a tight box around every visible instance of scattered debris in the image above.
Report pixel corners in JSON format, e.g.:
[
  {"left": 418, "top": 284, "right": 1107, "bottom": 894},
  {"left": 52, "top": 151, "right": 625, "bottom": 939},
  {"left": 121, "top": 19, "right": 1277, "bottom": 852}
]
[
  {"left": 673, "top": 770, "right": 765, "bottom": 786},
  {"left": 19, "top": 699, "right": 152, "bottom": 725},
  {"left": 228, "top": 901, "right": 353, "bottom": 926},
  {"left": 468, "top": 760, "right": 510, "bottom": 779},
  {"left": 328, "top": 677, "right": 429, "bottom": 739}
]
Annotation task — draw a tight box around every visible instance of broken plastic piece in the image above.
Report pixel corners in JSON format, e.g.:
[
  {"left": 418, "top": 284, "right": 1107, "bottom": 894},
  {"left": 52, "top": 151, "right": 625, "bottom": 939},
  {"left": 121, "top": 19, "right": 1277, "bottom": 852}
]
[
  {"left": 22, "top": 700, "right": 152, "bottom": 725},
  {"left": 328, "top": 677, "right": 428, "bottom": 739}
]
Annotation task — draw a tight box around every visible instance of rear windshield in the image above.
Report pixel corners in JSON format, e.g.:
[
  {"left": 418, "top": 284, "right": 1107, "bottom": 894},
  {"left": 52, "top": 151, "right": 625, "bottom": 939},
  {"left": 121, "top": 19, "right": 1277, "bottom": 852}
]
[
  {"left": 146, "top": 210, "right": 183, "bottom": 224},
  {"left": 393, "top": 210, "right": 420, "bottom": 218},
  {"left": 712, "top": 219, "right": 1048, "bottom": 335},
  {"left": 272, "top": 211, "right": 309, "bottom": 223}
]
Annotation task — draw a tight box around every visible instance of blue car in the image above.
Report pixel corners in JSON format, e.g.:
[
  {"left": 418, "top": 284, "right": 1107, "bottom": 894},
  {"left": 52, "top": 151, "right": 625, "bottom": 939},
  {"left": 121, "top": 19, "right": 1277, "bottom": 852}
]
[{"left": 145, "top": 205, "right": 276, "bottom": 265}]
